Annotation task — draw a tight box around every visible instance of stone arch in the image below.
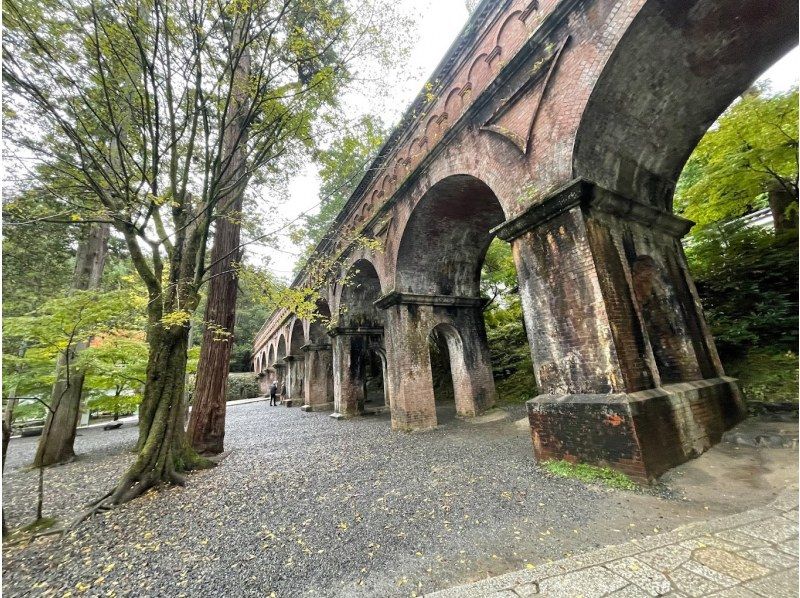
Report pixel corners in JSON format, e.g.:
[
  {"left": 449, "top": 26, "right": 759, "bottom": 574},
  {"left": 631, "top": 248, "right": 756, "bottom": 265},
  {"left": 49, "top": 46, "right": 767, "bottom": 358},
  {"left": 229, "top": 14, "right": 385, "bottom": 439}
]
[
  {"left": 429, "top": 323, "right": 480, "bottom": 417},
  {"left": 309, "top": 298, "right": 332, "bottom": 344},
  {"left": 276, "top": 334, "right": 287, "bottom": 362},
  {"left": 443, "top": 87, "right": 462, "bottom": 121},
  {"left": 333, "top": 258, "right": 386, "bottom": 417},
  {"left": 467, "top": 54, "right": 490, "bottom": 90},
  {"left": 288, "top": 318, "right": 305, "bottom": 355},
  {"left": 267, "top": 343, "right": 275, "bottom": 367},
  {"left": 493, "top": 11, "right": 526, "bottom": 64},
  {"left": 573, "top": 0, "right": 798, "bottom": 209},
  {"left": 407, "top": 137, "right": 423, "bottom": 163},
  {"left": 424, "top": 115, "right": 440, "bottom": 144},
  {"left": 333, "top": 249, "right": 388, "bottom": 320},
  {"left": 338, "top": 258, "right": 385, "bottom": 329},
  {"left": 394, "top": 174, "right": 507, "bottom": 296}
]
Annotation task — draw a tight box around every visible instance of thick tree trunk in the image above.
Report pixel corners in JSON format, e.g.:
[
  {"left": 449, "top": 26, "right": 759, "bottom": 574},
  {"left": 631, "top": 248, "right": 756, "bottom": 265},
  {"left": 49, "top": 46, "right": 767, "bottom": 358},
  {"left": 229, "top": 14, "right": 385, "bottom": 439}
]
[
  {"left": 107, "top": 324, "right": 211, "bottom": 506},
  {"left": 3, "top": 417, "right": 10, "bottom": 536},
  {"left": 768, "top": 183, "right": 798, "bottom": 232},
  {"left": 33, "top": 222, "right": 110, "bottom": 467},
  {"left": 187, "top": 24, "right": 250, "bottom": 455}
]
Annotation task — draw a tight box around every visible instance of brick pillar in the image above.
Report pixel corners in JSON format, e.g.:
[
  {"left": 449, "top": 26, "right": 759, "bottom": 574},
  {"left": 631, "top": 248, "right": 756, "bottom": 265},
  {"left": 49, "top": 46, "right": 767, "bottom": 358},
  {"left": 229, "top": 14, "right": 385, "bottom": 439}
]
[
  {"left": 284, "top": 355, "right": 304, "bottom": 403},
  {"left": 302, "top": 343, "right": 333, "bottom": 411},
  {"left": 377, "top": 293, "right": 497, "bottom": 431},
  {"left": 258, "top": 369, "right": 274, "bottom": 395},
  {"left": 273, "top": 363, "right": 286, "bottom": 393},
  {"left": 330, "top": 328, "right": 382, "bottom": 419},
  {"left": 494, "top": 179, "right": 744, "bottom": 481}
]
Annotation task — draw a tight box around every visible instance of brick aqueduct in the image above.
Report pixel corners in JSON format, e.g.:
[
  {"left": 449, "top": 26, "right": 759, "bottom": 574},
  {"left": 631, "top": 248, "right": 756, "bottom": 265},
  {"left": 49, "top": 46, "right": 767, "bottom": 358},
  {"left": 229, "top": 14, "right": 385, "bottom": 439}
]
[{"left": 253, "top": 0, "right": 797, "bottom": 481}]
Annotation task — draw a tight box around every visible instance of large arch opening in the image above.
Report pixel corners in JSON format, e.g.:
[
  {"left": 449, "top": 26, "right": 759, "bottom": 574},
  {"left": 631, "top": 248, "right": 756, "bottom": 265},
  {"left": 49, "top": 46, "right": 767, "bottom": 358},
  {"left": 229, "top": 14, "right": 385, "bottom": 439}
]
[
  {"left": 337, "top": 259, "right": 387, "bottom": 415},
  {"left": 396, "top": 175, "right": 505, "bottom": 296},
  {"left": 287, "top": 320, "right": 306, "bottom": 401},
  {"left": 309, "top": 298, "right": 332, "bottom": 344},
  {"left": 573, "top": 0, "right": 798, "bottom": 209},
  {"left": 394, "top": 174, "right": 532, "bottom": 424}
]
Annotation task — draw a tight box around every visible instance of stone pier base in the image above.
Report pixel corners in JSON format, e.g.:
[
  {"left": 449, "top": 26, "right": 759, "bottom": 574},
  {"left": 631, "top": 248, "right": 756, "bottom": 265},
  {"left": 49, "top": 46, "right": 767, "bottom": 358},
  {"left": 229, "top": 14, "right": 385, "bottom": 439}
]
[
  {"left": 300, "top": 402, "right": 334, "bottom": 413},
  {"left": 527, "top": 377, "right": 746, "bottom": 482}
]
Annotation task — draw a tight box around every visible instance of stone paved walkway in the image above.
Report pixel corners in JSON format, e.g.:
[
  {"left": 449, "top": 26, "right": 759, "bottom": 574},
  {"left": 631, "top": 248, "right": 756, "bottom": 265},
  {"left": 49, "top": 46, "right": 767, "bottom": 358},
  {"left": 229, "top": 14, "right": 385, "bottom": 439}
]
[{"left": 429, "top": 490, "right": 799, "bottom": 597}]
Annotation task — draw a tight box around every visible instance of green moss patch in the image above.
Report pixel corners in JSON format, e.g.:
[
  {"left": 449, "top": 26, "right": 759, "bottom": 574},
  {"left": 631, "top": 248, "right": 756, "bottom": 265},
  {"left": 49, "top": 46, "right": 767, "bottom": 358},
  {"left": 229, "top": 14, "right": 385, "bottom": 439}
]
[{"left": 542, "top": 460, "right": 637, "bottom": 491}]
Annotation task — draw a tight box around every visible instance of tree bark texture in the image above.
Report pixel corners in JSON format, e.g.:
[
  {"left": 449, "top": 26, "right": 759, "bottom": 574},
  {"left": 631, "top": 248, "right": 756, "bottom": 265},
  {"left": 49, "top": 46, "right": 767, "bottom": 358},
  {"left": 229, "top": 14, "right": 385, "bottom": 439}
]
[
  {"left": 768, "top": 185, "right": 798, "bottom": 232},
  {"left": 33, "top": 222, "right": 110, "bottom": 468},
  {"left": 104, "top": 324, "right": 210, "bottom": 505},
  {"left": 187, "top": 23, "right": 251, "bottom": 455}
]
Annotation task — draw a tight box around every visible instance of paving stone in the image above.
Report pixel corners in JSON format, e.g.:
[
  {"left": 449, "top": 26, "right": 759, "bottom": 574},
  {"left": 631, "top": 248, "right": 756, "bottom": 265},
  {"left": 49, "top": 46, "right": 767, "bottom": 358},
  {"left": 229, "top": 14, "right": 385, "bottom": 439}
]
[
  {"left": 692, "top": 548, "right": 771, "bottom": 582},
  {"left": 715, "top": 530, "right": 771, "bottom": 549},
  {"left": 668, "top": 566, "right": 724, "bottom": 597},
  {"left": 513, "top": 581, "right": 541, "bottom": 597},
  {"left": 705, "top": 587, "right": 762, "bottom": 597},
  {"left": 536, "top": 566, "right": 628, "bottom": 598},
  {"left": 681, "top": 559, "right": 739, "bottom": 588},
  {"left": 776, "top": 538, "right": 799, "bottom": 557},
  {"left": 742, "top": 546, "right": 798, "bottom": 570},
  {"left": 606, "top": 584, "right": 656, "bottom": 597},
  {"left": 605, "top": 557, "right": 672, "bottom": 596},
  {"left": 737, "top": 516, "right": 799, "bottom": 544},
  {"left": 638, "top": 545, "right": 692, "bottom": 574},
  {"left": 679, "top": 536, "right": 741, "bottom": 552},
  {"left": 743, "top": 568, "right": 799, "bottom": 597}
]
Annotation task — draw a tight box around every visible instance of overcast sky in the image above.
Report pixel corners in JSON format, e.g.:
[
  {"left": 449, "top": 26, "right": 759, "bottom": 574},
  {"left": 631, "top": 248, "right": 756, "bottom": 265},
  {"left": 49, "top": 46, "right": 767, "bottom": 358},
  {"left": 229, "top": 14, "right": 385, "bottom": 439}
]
[{"left": 254, "top": 1, "right": 799, "bottom": 280}]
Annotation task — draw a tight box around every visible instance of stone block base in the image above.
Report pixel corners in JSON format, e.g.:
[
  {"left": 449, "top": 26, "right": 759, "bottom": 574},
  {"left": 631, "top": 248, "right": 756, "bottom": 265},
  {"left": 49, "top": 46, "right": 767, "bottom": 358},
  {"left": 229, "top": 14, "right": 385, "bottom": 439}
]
[
  {"left": 527, "top": 377, "right": 745, "bottom": 482},
  {"left": 301, "top": 402, "right": 334, "bottom": 413}
]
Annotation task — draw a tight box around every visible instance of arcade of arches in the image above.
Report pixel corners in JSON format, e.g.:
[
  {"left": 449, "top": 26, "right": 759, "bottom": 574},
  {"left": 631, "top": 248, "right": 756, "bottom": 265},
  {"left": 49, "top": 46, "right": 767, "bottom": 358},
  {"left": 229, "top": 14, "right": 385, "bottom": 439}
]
[{"left": 252, "top": 0, "right": 798, "bottom": 482}]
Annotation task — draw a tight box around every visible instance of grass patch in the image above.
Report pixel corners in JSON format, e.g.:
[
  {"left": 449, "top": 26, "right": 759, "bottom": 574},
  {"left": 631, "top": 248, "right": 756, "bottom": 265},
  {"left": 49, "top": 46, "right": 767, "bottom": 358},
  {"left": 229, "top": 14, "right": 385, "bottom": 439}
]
[
  {"left": 542, "top": 460, "right": 637, "bottom": 491},
  {"left": 724, "top": 348, "right": 798, "bottom": 404}
]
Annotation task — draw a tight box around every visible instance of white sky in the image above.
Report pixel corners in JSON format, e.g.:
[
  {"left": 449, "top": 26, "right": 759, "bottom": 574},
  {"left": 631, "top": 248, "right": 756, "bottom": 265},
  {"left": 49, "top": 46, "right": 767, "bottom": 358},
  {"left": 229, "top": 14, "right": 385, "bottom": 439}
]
[{"left": 254, "top": 1, "right": 799, "bottom": 280}]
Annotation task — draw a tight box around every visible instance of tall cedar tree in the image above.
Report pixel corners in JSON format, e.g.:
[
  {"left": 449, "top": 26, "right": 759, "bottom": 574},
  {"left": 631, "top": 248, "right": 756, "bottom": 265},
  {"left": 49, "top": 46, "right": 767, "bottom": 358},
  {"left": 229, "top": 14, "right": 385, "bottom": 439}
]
[
  {"left": 3, "top": 0, "right": 406, "bottom": 508},
  {"left": 186, "top": 17, "right": 250, "bottom": 455},
  {"left": 33, "top": 223, "right": 110, "bottom": 466}
]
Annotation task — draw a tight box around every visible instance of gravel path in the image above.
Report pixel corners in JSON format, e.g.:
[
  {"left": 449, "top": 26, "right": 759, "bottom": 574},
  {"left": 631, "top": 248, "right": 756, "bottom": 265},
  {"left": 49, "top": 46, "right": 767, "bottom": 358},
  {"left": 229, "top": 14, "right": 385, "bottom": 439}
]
[{"left": 1, "top": 402, "right": 787, "bottom": 597}]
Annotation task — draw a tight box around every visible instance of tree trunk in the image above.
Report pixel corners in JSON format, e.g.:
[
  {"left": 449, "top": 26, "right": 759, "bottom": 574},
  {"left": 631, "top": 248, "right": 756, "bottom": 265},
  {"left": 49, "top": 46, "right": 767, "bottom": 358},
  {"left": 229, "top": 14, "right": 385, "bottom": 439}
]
[
  {"left": 187, "top": 23, "right": 251, "bottom": 455},
  {"left": 33, "top": 222, "right": 110, "bottom": 468},
  {"left": 3, "top": 417, "right": 10, "bottom": 536},
  {"left": 107, "top": 324, "right": 211, "bottom": 505},
  {"left": 768, "top": 183, "right": 798, "bottom": 232}
]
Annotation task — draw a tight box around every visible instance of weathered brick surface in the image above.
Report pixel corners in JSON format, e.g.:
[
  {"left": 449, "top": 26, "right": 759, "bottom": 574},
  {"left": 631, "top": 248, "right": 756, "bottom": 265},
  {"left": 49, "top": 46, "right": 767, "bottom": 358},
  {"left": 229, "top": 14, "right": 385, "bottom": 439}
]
[
  {"left": 529, "top": 377, "right": 746, "bottom": 481},
  {"left": 250, "top": 0, "right": 796, "bottom": 478}
]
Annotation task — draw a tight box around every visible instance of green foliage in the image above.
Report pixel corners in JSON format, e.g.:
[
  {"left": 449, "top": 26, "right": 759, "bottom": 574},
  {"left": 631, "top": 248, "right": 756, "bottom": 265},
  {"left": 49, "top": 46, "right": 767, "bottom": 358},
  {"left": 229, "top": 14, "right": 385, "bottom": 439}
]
[
  {"left": 80, "top": 333, "right": 148, "bottom": 412},
  {"left": 675, "top": 86, "right": 798, "bottom": 226},
  {"left": 297, "top": 115, "right": 387, "bottom": 255},
  {"left": 225, "top": 373, "right": 260, "bottom": 401},
  {"left": 542, "top": 460, "right": 637, "bottom": 490},
  {"left": 725, "top": 348, "right": 799, "bottom": 404},
  {"left": 1, "top": 216, "right": 75, "bottom": 318},
  {"left": 2, "top": 288, "right": 146, "bottom": 399},
  {"left": 686, "top": 225, "right": 798, "bottom": 355},
  {"left": 481, "top": 239, "right": 537, "bottom": 403},
  {"left": 9, "top": 399, "right": 47, "bottom": 423},
  {"left": 87, "top": 394, "right": 141, "bottom": 418}
]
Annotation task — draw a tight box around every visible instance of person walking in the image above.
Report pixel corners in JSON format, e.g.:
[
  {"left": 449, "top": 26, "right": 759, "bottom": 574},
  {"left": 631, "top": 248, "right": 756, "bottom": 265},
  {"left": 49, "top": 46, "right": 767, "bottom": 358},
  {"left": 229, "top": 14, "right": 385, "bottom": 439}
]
[
  {"left": 269, "top": 380, "right": 278, "bottom": 406},
  {"left": 279, "top": 380, "right": 287, "bottom": 405}
]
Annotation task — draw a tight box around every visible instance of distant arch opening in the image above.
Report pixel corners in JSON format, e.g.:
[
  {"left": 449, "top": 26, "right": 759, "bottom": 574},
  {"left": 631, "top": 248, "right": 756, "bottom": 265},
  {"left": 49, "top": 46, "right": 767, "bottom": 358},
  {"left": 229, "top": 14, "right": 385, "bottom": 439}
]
[{"left": 338, "top": 259, "right": 387, "bottom": 415}]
